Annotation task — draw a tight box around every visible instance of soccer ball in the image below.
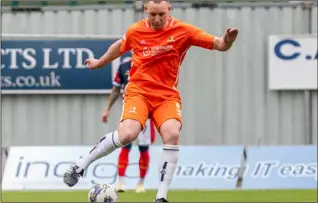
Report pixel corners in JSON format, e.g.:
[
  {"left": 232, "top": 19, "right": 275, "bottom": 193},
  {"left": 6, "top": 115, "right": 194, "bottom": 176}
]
[{"left": 88, "top": 184, "right": 119, "bottom": 202}]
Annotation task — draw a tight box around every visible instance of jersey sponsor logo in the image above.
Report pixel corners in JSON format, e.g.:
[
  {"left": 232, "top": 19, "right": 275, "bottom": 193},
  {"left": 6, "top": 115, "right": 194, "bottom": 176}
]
[{"left": 142, "top": 45, "right": 173, "bottom": 57}]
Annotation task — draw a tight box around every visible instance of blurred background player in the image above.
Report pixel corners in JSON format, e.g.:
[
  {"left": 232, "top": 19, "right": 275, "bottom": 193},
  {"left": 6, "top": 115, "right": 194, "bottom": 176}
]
[{"left": 101, "top": 57, "right": 156, "bottom": 193}]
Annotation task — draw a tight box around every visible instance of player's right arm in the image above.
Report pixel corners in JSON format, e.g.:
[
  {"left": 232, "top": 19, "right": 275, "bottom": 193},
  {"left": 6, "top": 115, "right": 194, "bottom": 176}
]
[
  {"left": 86, "top": 27, "right": 134, "bottom": 69},
  {"left": 85, "top": 39, "right": 122, "bottom": 69}
]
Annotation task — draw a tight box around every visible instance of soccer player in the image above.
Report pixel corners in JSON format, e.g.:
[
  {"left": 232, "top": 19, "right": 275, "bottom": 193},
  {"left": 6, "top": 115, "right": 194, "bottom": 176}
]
[
  {"left": 63, "top": 0, "right": 238, "bottom": 202},
  {"left": 101, "top": 57, "right": 155, "bottom": 193}
]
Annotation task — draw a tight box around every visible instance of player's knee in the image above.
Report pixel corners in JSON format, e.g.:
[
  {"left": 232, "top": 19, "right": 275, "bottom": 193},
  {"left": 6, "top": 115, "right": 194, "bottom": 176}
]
[
  {"left": 118, "top": 120, "right": 142, "bottom": 145},
  {"left": 159, "top": 119, "right": 181, "bottom": 145},
  {"left": 169, "top": 129, "right": 180, "bottom": 144},
  {"left": 120, "top": 128, "right": 138, "bottom": 144},
  {"left": 161, "top": 128, "right": 180, "bottom": 145}
]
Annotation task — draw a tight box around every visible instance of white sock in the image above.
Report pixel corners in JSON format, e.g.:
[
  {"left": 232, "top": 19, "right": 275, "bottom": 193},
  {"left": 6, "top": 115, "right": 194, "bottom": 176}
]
[
  {"left": 156, "top": 145, "right": 179, "bottom": 199},
  {"left": 138, "top": 178, "right": 145, "bottom": 185},
  {"left": 77, "top": 131, "right": 124, "bottom": 170},
  {"left": 118, "top": 176, "right": 125, "bottom": 185}
]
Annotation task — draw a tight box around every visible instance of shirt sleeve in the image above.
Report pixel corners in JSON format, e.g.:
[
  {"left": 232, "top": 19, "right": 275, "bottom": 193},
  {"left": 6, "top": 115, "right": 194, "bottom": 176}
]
[
  {"left": 120, "top": 27, "right": 134, "bottom": 54},
  {"left": 187, "top": 24, "right": 215, "bottom": 50}
]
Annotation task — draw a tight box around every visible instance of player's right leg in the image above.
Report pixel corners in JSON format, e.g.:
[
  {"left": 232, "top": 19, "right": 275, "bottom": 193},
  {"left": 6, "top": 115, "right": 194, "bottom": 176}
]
[{"left": 63, "top": 95, "right": 149, "bottom": 187}]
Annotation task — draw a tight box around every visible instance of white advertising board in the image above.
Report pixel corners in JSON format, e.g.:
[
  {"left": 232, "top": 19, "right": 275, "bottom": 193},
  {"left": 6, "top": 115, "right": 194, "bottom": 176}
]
[{"left": 268, "top": 35, "right": 317, "bottom": 90}]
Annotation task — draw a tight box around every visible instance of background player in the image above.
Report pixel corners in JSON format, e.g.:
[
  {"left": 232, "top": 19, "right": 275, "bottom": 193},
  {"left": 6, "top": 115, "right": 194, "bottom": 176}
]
[
  {"left": 64, "top": 1, "right": 238, "bottom": 202},
  {"left": 101, "top": 57, "right": 155, "bottom": 193}
]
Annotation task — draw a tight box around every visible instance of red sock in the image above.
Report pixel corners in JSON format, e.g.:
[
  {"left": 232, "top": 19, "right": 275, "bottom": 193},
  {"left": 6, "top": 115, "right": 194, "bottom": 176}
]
[
  {"left": 118, "top": 148, "right": 129, "bottom": 177},
  {"left": 139, "top": 150, "right": 150, "bottom": 179}
]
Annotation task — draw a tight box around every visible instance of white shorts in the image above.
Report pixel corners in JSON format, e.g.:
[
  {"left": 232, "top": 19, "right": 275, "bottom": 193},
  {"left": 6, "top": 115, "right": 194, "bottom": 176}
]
[{"left": 137, "top": 119, "right": 154, "bottom": 146}]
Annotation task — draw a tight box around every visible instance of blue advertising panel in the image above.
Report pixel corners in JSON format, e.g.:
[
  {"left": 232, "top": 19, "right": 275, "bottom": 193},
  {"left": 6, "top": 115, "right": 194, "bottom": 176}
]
[
  {"left": 1, "top": 39, "right": 131, "bottom": 94},
  {"left": 242, "top": 145, "right": 317, "bottom": 189},
  {"left": 2, "top": 145, "right": 245, "bottom": 190}
]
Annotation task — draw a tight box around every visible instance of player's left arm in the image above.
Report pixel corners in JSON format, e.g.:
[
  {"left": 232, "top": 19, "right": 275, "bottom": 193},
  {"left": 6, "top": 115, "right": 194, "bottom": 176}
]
[
  {"left": 188, "top": 24, "right": 238, "bottom": 52},
  {"left": 213, "top": 28, "right": 239, "bottom": 51}
]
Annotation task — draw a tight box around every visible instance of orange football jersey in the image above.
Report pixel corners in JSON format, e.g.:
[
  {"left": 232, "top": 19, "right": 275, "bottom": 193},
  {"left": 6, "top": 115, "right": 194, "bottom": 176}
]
[{"left": 120, "top": 17, "right": 215, "bottom": 102}]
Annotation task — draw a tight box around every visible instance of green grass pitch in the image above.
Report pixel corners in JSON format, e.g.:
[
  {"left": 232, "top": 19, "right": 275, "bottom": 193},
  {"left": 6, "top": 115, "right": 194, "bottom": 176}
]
[{"left": 1, "top": 189, "right": 317, "bottom": 202}]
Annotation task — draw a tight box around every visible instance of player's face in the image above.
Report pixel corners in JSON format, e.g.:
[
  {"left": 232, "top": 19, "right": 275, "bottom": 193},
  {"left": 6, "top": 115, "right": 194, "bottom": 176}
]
[{"left": 144, "top": 1, "right": 171, "bottom": 30}]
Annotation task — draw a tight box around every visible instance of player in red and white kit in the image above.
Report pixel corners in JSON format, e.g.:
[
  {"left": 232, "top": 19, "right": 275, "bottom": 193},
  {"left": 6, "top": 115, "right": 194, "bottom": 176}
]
[{"left": 101, "top": 57, "right": 155, "bottom": 193}]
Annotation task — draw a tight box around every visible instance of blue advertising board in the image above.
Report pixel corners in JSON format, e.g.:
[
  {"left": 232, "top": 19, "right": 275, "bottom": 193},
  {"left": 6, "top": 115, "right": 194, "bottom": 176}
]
[
  {"left": 2, "top": 145, "right": 245, "bottom": 190},
  {"left": 2, "top": 145, "right": 316, "bottom": 190},
  {"left": 242, "top": 145, "right": 317, "bottom": 189},
  {"left": 1, "top": 39, "right": 131, "bottom": 94}
]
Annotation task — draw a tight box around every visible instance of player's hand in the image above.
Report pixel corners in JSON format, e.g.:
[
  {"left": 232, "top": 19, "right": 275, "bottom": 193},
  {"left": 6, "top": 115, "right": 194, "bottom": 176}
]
[
  {"left": 85, "top": 58, "right": 100, "bottom": 69},
  {"left": 101, "top": 109, "right": 110, "bottom": 123},
  {"left": 223, "top": 28, "right": 239, "bottom": 44}
]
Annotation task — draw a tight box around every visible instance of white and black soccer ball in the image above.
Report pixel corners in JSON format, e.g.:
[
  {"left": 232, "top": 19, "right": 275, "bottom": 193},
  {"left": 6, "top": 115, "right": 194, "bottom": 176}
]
[{"left": 88, "top": 184, "right": 119, "bottom": 202}]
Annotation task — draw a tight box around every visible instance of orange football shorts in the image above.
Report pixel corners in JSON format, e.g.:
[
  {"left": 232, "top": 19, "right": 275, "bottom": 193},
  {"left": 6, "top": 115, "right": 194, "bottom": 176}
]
[{"left": 120, "top": 94, "right": 182, "bottom": 131}]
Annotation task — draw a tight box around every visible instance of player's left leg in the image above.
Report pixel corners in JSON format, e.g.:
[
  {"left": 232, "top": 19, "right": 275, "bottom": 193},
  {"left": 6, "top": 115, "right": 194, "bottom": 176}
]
[{"left": 152, "top": 100, "right": 182, "bottom": 202}]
